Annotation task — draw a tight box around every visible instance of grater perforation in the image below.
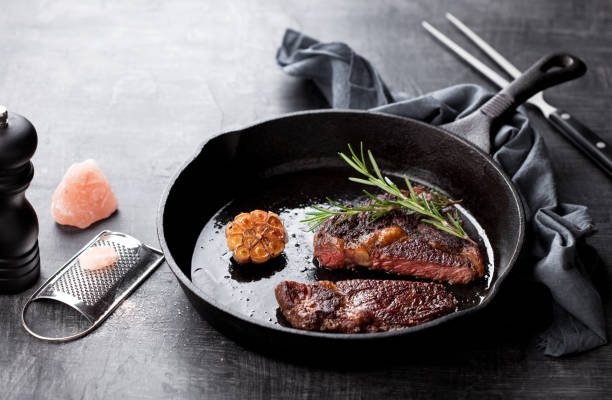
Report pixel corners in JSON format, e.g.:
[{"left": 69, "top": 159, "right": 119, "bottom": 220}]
[{"left": 22, "top": 231, "right": 165, "bottom": 342}]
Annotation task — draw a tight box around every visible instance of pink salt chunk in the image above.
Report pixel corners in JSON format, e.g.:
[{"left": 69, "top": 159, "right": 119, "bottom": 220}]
[
  {"left": 51, "top": 159, "right": 118, "bottom": 229},
  {"left": 78, "top": 246, "right": 119, "bottom": 271}
]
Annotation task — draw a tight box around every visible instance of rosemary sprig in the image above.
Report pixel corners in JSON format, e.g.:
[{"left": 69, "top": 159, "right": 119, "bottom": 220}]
[{"left": 300, "top": 143, "right": 474, "bottom": 243}]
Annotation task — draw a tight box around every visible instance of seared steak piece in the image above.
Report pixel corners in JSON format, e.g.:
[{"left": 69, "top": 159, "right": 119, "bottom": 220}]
[
  {"left": 275, "top": 279, "right": 457, "bottom": 332},
  {"left": 313, "top": 189, "right": 484, "bottom": 284}
]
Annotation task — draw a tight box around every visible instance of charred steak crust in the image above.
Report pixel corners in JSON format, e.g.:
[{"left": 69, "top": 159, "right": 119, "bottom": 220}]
[
  {"left": 313, "top": 188, "right": 485, "bottom": 284},
  {"left": 275, "top": 279, "right": 457, "bottom": 333}
]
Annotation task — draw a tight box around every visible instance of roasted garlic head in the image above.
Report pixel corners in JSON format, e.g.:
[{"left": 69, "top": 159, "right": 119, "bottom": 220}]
[{"left": 225, "top": 210, "right": 287, "bottom": 264}]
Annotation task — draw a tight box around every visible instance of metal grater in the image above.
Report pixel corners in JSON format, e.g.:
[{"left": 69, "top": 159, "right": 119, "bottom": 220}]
[{"left": 22, "top": 231, "right": 165, "bottom": 342}]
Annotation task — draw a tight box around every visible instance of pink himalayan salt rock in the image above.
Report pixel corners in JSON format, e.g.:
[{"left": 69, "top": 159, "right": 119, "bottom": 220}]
[
  {"left": 51, "top": 159, "right": 118, "bottom": 229},
  {"left": 78, "top": 246, "right": 119, "bottom": 271}
]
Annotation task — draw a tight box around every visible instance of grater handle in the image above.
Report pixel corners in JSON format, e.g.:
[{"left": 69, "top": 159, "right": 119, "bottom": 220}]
[
  {"left": 21, "top": 297, "right": 98, "bottom": 342},
  {"left": 20, "top": 231, "right": 106, "bottom": 342}
]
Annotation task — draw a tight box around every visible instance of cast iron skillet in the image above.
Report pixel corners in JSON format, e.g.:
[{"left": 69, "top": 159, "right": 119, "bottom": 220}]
[{"left": 157, "top": 54, "right": 585, "bottom": 351}]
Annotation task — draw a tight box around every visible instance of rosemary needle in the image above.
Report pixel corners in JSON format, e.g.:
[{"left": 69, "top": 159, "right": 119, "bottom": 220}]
[{"left": 300, "top": 143, "right": 474, "bottom": 243}]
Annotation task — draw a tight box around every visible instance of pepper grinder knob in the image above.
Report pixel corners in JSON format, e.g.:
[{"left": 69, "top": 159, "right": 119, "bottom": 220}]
[
  {"left": 0, "top": 105, "right": 40, "bottom": 293},
  {"left": 0, "top": 106, "right": 7, "bottom": 128}
]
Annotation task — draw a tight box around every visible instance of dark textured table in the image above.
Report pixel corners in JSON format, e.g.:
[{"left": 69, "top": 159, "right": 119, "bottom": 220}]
[{"left": 1, "top": 0, "right": 611, "bottom": 398}]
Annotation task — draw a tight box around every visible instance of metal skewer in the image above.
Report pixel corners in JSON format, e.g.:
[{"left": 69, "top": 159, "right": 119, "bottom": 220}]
[
  {"left": 445, "top": 12, "right": 522, "bottom": 79},
  {"left": 421, "top": 21, "right": 510, "bottom": 90}
]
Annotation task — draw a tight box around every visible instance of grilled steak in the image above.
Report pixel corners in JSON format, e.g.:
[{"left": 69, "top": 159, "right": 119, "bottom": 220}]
[
  {"left": 313, "top": 189, "right": 484, "bottom": 284},
  {"left": 275, "top": 279, "right": 457, "bottom": 332}
]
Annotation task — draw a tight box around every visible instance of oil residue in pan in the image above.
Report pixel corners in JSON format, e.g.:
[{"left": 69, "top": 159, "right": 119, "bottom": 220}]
[{"left": 191, "top": 168, "right": 494, "bottom": 327}]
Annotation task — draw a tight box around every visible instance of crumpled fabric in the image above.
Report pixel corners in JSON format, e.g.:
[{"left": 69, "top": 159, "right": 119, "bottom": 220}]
[{"left": 276, "top": 28, "right": 607, "bottom": 356}]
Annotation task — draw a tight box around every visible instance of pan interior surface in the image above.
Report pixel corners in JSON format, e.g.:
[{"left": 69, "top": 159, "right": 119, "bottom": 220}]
[
  {"left": 191, "top": 167, "right": 495, "bottom": 327},
  {"left": 160, "top": 111, "right": 524, "bottom": 337}
]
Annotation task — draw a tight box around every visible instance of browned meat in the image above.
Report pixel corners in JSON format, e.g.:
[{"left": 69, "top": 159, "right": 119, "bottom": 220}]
[
  {"left": 275, "top": 279, "right": 457, "bottom": 332},
  {"left": 313, "top": 189, "right": 484, "bottom": 284}
]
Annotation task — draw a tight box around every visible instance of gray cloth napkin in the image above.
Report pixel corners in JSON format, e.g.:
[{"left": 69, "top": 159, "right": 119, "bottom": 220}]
[{"left": 276, "top": 28, "right": 607, "bottom": 356}]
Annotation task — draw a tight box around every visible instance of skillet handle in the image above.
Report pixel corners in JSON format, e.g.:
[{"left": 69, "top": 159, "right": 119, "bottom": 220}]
[
  {"left": 442, "top": 53, "right": 587, "bottom": 152},
  {"left": 480, "top": 53, "right": 586, "bottom": 120}
]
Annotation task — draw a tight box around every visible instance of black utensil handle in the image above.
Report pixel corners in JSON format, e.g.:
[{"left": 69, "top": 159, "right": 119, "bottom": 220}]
[
  {"left": 549, "top": 110, "right": 612, "bottom": 177},
  {"left": 481, "top": 53, "right": 587, "bottom": 121}
]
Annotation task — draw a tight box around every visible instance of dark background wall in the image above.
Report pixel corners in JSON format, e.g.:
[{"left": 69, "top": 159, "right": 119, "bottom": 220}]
[{"left": 1, "top": 1, "right": 610, "bottom": 398}]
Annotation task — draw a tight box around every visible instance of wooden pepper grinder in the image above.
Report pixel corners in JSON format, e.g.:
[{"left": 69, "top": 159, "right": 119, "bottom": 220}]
[{"left": 0, "top": 105, "right": 40, "bottom": 293}]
